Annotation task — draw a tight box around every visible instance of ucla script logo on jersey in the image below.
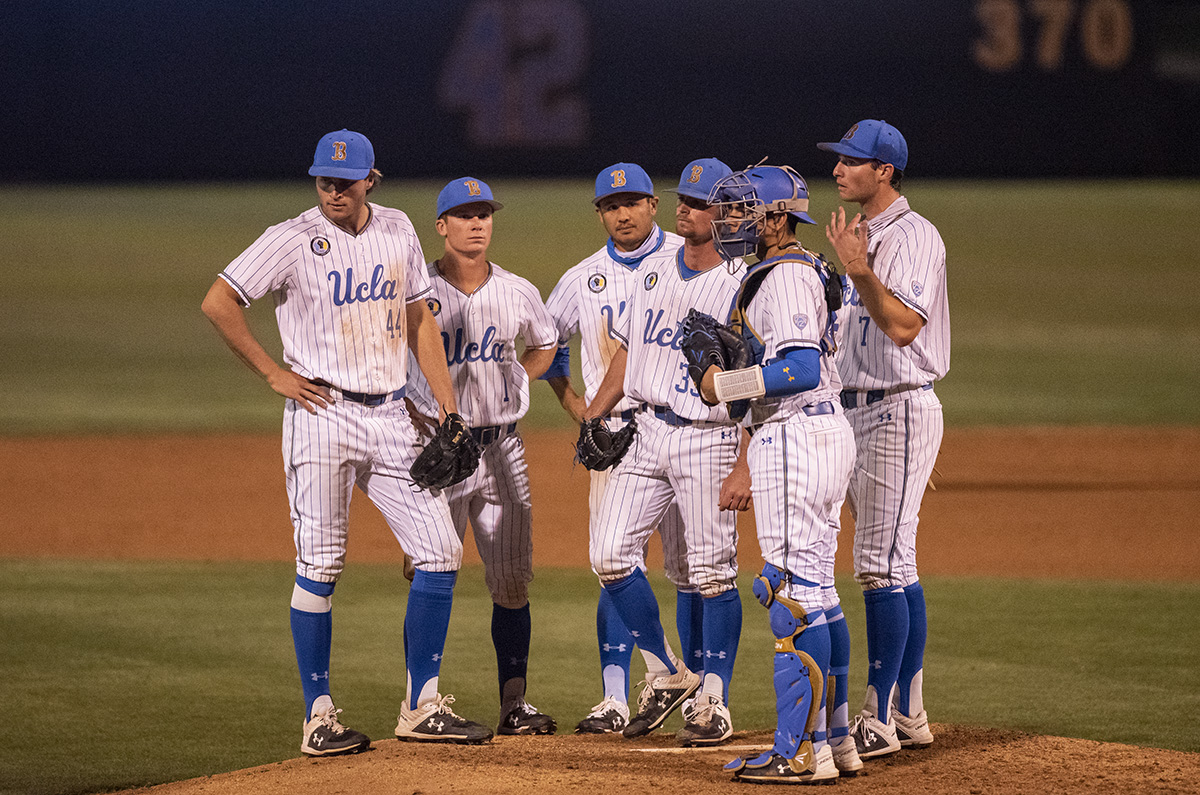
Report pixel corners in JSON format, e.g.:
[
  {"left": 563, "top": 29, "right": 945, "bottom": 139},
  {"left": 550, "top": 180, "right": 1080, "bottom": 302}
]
[
  {"left": 311, "top": 237, "right": 330, "bottom": 256},
  {"left": 443, "top": 327, "right": 505, "bottom": 365},
  {"left": 643, "top": 309, "right": 683, "bottom": 350},
  {"left": 427, "top": 297, "right": 441, "bottom": 316},
  {"left": 644, "top": 272, "right": 658, "bottom": 290},
  {"left": 588, "top": 274, "right": 606, "bottom": 293},
  {"left": 327, "top": 265, "right": 398, "bottom": 307}
]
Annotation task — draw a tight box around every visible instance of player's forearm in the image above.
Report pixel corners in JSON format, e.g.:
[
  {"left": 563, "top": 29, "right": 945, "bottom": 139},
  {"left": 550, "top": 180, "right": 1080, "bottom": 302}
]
[
  {"left": 407, "top": 301, "right": 458, "bottom": 416},
  {"left": 201, "top": 280, "right": 285, "bottom": 382},
  {"left": 546, "top": 375, "right": 586, "bottom": 422},
  {"left": 847, "top": 270, "right": 924, "bottom": 347},
  {"left": 518, "top": 346, "right": 557, "bottom": 382},
  {"left": 581, "top": 346, "right": 627, "bottom": 421}
]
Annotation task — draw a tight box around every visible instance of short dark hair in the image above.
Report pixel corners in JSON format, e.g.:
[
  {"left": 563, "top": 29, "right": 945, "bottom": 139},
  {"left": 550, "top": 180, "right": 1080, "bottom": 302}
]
[
  {"left": 872, "top": 160, "right": 903, "bottom": 192},
  {"left": 366, "top": 168, "right": 383, "bottom": 195}
]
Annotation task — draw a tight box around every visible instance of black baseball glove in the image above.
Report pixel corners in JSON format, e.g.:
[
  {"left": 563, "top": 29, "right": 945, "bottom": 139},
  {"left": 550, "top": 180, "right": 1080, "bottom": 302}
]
[
  {"left": 678, "top": 308, "right": 753, "bottom": 405},
  {"left": 409, "top": 412, "right": 481, "bottom": 490},
  {"left": 575, "top": 416, "right": 637, "bottom": 471}
]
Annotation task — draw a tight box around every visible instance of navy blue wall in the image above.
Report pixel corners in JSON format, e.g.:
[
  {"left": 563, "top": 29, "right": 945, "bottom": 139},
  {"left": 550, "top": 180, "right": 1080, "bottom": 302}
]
[{"left": 6, "top": 0, "right": 1198, "bottom": 180}]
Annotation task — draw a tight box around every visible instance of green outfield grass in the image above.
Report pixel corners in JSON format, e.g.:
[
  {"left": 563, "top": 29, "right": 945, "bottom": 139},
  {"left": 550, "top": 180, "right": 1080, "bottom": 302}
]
[
  {"left": 1, "top": 180, "right": 1198, "bottom": 433},
  {"left": 1, "top": 560, "right": 1197, "bottom": 795}
]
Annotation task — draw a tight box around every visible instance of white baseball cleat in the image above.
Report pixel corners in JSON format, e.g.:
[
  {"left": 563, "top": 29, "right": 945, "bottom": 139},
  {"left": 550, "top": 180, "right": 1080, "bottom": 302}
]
[
  {"left": 395, "top": 693, "right": 493, "bottom": 744},
  {"left": 829, "top": 733, "right": 863, "bottom": 774},
  {"left": 300, "top": 705, "right": 371, "bottom": 757},
  {"left": 892, "top": 707, "right": 935, "bottom": 748},
  {"left": 849, "top": 711, "right": 901, "bottom": 759}
]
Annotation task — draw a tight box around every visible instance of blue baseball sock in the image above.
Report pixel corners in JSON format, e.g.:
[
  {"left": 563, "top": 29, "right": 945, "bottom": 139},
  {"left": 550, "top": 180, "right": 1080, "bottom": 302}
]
[
  {"left": 492, "top": 602, "right": 531, "bottom": 703},
  {"left": 602, "top": 569, "right": 675, "bottom": 676},
  {"left": 825, "top": 604, "right": 851, "bottom": 738},
  {"left": 597, "top": 586, "right": 635, "bottom": 701},
  {"left": 863, "top": 586, "right": 908, "bottom": 718},
  {"left": 291, "top": 576, "right": 335, "bottom": 718},
  {"left": 404, "top": 569, "right": 457, "bottom": 709},
  {"left": 676, "top": 590, "right": 705, "bottom": 675},
  {"left": 701, "top": 588, "right": 742, "bottom": 702},
  {"left": 897, "top": 582, "right": 927, "bottom": 716}
]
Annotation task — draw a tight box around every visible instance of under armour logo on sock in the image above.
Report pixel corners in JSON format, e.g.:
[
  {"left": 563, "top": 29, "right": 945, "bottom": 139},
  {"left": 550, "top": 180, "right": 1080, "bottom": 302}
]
[
  {"left": 310, "top": 671, "right": 329, "bottom": 681},
  {"left": 870, "top": 659, "right": 882, "bottom": 669},
  {"left": 602, "top": 643, "right": 628, "bottom": 652},
  {"left": 432, "top": 653, "right": 443, "bottom": 662},
  {"left": 705, "top": 650, "right": 727, "bottom": 659},
  {"left": 630, "top": 630, "right": 641, "bottom": 638}
]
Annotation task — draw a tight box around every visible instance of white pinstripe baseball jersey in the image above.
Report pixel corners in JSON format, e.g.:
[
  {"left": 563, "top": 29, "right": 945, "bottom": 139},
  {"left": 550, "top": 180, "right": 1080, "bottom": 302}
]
[
  {"left": 834, "top": 196, "right": 949, "bottom": 391},
  {"left": 220, "top": 204, "right": 429, "bottom": 394},
  {"left": 406, "top": 262, "right": 558, "bottom": 426},
  {"left": 740, "top": 256, "right": 844, "bottom": 428},
  {"left": 544, "top": 227, "right": 683, "bottom": 411},
  {"left": 611, "top": 248, "right": 745, "bottom": 421}
]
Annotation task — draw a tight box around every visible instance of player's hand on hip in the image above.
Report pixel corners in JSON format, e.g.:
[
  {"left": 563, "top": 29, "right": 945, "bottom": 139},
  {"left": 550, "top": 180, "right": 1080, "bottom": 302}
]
[
  {"left": 267, "top": 369, "right": 331, "bottom": 414},
  {"left": 404, "top": 398, "right": 439, "bottom": 439},
  {"left": 718, "top": 456, "right": 752, "bottom": 512},
  {"left": 826, "top": 207, "right": 870, "bottom": 278}
]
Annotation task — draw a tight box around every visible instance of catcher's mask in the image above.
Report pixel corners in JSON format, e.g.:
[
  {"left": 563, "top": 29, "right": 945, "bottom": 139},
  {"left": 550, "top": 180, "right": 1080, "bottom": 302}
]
[{"left": 708, "top": 165, "right": 816, "bottom": 260}]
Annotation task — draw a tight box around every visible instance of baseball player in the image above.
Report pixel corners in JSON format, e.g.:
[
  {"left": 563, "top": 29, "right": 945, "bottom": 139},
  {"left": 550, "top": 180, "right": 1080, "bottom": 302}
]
[
  {"left": 404, "top": 177, "right": 560, "bottom": 735},
  {"left": 543, "top": 163, "right": 701, "bottom": 735},
  {"left": 200, "top": 129, "right": 491, "bottom": 756},
  {"left": 818, "top": 120, "right": 949, "bottom": 758},
  {"left": 580, "top": 158, "right": 749, "bottom": 746},
  {"left": 698, "top": 164, "right": 855, "bottom": 784}
]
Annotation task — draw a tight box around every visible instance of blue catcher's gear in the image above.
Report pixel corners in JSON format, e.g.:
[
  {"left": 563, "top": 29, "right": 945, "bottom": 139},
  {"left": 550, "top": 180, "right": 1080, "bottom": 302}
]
[{"left": 707, "top": 165, "right": 816, "bottom": 260}]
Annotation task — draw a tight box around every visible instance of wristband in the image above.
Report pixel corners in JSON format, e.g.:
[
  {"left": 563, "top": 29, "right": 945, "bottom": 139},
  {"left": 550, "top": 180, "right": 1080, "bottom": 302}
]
[{"left": 713, "top": 366, "right": 766, "bottom": 402}]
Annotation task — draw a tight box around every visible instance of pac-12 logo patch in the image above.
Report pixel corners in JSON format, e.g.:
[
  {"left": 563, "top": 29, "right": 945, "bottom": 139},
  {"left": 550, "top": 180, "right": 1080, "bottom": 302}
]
[
  {"left": 911, "top": 281, "right": 924, "bottom": 297},
  {"left": 427, "top": 298, "right": 441, "bottom": 316},
  {"left": 311, "top": 237, "right": 331, "bottom": 256},
  {"left": 793, "top": 313, "right": 808, "bottom": 330},
  {"left": 588, "top": 274, "right": 606, "bottom": 293},
  {"left": 644, "top": 272, "right": 658, "bottom": 290}
]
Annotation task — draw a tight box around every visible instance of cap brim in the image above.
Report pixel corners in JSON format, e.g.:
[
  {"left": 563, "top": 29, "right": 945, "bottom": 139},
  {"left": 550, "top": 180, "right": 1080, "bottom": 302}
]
[
  {"left": 309, "top": 165, "right": 372, "bottom": 179},
  {"left": 438, "top": 199, "right": 504, "bottom": 217},
  {"left": 593, "top": 190, "right": 653, "bottom": 206},
  {"left": 789, "top": 211, "right": 817, "bottom": 225},
  {"left": 816, "top": 141, "right": 876, "bottom": 161}
]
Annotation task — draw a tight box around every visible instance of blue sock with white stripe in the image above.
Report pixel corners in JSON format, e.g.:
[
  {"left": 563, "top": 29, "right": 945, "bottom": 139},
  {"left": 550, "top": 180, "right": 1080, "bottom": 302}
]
[
  {"left": 291, "top": 576, "right": 335, "bottom": 719},
  {"left": 863, "top": 586, "right": 908, "bottom": 719},
  {"left": 825, "top": 604, "right": 851, "bottom": 738},
  {"left": 676, "top": 590, "right": 705, "bottom": 675},
  {"left": 492, "top": 603, "right": 531, "bottom": 703},
  {"left": 898, "top": 582, "right": 927, "bottom": 716},
  {"left": 596, "top": 586, "right": 635, "bottom": 701},
  {"left": 404, "top": 569, "right": 457, "bottom": 709},
  {"left": 602, "top": 569, "right": 676, "bottom": 676},
  {"left": 701, "top": 588, "right": 742, "bottom": 702}
]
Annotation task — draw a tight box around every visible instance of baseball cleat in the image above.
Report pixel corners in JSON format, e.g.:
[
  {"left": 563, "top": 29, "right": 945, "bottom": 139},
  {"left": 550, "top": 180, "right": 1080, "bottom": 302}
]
[
  {"left": 395, "top": 693, "right": 493, "bottom": 744},
  {"left": 622, "top": 666, "right": 701, "bottom": 738},
  {"left": 676, "top": 693, "right": 732, "bottom": 747},
  {"left": 726, "top": 743, "right": 838, "bottom": 785},
  {"left": 892, "top": 707, "right": 934, "bottom": 748},
  {"left": 829, "top": 733, "right": 863, "bottom": 775},
  {"left": 575, "top": 696, "right": 630, "bottom": 734},
  {"left": 300, "top": 706, "right": 371, "bottom": 757},
  {"left": 849, "top": 711, "right": 901, "bottom": 759},
  {"left": 498, "top": 700, "right": 557, "bottom": 736}
]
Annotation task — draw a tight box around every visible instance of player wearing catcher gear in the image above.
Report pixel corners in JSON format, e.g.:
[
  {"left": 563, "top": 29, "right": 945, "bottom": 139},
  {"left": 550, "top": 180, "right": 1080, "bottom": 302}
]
[
  {"left": 582, "top": 158, "right": 751, "bottom": 746},
  {"left": 818, "top": 120, "right": 949, "bottom": 759},
  {"left": 698, "top": 165, "right": 856, "bottom": 784},
  {"left": 404, "top": 177, "right": 560, "bottom": 737},
  {"left": 544, "top": 163, "right": 699, "bottom": 735},
  {"left": 201, "top": 130, "right": 491, "bottom": 757}
]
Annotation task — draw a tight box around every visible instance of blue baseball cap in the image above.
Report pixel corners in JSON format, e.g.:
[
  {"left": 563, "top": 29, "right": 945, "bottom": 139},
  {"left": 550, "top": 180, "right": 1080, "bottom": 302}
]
[
  {"left": 436, "top": 177, "right": 504, "bottom": 217},
  {"left": 594, "top": 163, "right": 654, "bottom": 205},
  {"left": 309, "top": 129, "right": 375, "bottom": 180},
  {"left": 669, "top": 158, "right": 733, "bottom": 202},
  {"left": 817, "top": 119, "right": 908, "bottom": 171}
]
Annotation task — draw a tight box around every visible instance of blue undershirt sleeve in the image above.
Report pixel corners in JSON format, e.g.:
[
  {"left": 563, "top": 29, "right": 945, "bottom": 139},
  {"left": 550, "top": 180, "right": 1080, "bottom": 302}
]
[
  {"left": 538, "top": 345, "right": 571, "bottom": 380},
  {"left": 761, "top": 347, "right": 821, "bottom": 397}
]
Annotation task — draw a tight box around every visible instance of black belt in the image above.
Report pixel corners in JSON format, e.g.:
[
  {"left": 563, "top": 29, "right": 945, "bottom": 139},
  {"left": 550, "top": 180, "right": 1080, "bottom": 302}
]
[
  {"left": 748, "top": 400, "right": 836, "bottom": 435},
  {"left": 840, "top": 383, "right": 931, "bottom": 409},
  {"left": 315, "top": 380, "right": 406, "bottom": 407},
  {"left": 470, "top": 422, "right": 517, "bottom": 446}
]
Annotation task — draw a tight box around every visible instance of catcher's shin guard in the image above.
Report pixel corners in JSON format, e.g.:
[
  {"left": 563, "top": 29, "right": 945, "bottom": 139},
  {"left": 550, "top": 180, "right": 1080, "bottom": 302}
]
[{"left": 769, "top": 597, "right": 825, "bottom": 762}]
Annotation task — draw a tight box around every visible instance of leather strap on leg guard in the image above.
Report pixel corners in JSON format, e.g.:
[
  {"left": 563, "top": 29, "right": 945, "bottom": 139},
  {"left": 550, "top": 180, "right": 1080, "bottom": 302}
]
[{"left": 769, "top": 598, "right": 826, "bottom": 763}]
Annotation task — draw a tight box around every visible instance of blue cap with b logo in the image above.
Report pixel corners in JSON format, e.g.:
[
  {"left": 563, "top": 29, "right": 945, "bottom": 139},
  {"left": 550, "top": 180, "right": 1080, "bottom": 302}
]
[
  {"left": 594, "top": 162, "right": 654, "bottom": 205},
  {"left": 309, "top": 129, "right": 375, "bottom": 180},
  {"left": 817, "top": 120, "right": 908, "bottom": 171},
  {"left": 436, "top": 177, "right": 504, "bottom": 217},
  {"left": 670, "top": 158, "right": 733, "bottom": 202}
]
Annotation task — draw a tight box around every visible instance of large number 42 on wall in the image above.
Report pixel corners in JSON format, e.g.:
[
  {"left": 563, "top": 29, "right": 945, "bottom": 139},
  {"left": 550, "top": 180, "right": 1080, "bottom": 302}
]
[
  {"left": 439, "top": 0, "right": 590, "bottom": 147},
  {"left": 973, "top": 0, "right": 1134, "bottom": 72}
]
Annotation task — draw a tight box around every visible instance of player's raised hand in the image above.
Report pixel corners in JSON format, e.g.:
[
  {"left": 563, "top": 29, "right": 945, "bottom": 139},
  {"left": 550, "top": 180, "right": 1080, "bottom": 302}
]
[
  {"left": 266, "top": 369, "right": 331, "bottom": 414},
  {"left": 826, "top": 207, "right": 870, "bottom": 278}
]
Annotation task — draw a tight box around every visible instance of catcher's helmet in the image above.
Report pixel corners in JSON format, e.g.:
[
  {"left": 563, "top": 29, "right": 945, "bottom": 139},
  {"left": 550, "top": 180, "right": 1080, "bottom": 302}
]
[{"left": 708, "top": 165, "right": 815, "bottom": 259}]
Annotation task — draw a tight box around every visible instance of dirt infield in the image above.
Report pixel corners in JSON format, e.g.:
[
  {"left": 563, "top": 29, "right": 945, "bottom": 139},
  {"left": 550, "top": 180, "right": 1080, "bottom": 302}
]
[{"left": 4, "top": 426, "right": 1200, "bottom": 793}]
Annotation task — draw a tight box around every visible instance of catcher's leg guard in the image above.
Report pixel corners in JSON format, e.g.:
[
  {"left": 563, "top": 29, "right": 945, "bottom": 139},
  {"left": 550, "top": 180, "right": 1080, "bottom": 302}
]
[{"left": 769, "top": 597, "right": 826, "bottom": 765}]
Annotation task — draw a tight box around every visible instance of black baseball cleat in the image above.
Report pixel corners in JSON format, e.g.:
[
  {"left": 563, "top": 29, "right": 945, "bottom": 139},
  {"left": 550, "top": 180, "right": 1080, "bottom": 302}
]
[
  {"left": 395, "top": 693, "right": 493, "bottom": 744},
  {"left": 498, "top": 700, "right": 557, "bottom": 736},
  {"left": 575, "top": 696, "right": 630, "bottom": 734},
  {"left": 849, "top": 712, "right": 901, "bottom": 758},
  {"left": 726, "top": 744, "right": 838, "bottom": 784},
  {"left": 676, "top": 693, "right": 733, "bottom": 747},
  {"left": 622, "top": 667, "right": 701, "bottom": 738},
  {"left": 300, "top": 706, "right": 372, "bottom": 757}
]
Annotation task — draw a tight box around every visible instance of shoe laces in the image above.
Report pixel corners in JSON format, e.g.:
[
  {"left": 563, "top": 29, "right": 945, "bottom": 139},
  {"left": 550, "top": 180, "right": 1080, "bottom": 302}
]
[
  {"left": 691, "top": 694, "right": 720, "bottom": 725},
  {"left": 587, "top": 695, "right": 627, "bottom": 719},
  {"left": 316, "top": 707, "right": 348, "bottom": 732}
]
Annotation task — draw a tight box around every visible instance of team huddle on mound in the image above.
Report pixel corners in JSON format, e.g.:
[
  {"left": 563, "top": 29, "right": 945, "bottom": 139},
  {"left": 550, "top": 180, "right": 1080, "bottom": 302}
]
[{"left": 201, "top": 119, "right": 949, "bottom": 785}]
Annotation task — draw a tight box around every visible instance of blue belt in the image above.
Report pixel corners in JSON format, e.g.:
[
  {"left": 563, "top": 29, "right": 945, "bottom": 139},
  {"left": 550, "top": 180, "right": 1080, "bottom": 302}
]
[
  {"left": 337, "top": 385, "right": 406, "bottom": 406},
  {"left": 748, "top": 400, "right": 836, "bottom": 436},
  {"left": 650, "top": 405, "right": 695, "bottom": 427},
  {"left": 470, "top": 422, "right": 517, "bottom": 446},
  {"left": 840, "top": 383, "right": 931, "bottom": 409},
  {"left": 610, "top": 407, "right": 639, "bottom": 422}
]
